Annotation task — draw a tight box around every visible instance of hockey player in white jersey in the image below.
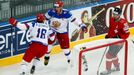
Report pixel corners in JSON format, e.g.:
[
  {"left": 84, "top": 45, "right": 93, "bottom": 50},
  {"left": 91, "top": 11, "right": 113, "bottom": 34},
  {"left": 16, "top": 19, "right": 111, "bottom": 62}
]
[
  {"left": 9, "top": 13, "right": 55, "bottom": 75},
  {"left": 44, "top": 0, "right": 88, "bottom": 66}
]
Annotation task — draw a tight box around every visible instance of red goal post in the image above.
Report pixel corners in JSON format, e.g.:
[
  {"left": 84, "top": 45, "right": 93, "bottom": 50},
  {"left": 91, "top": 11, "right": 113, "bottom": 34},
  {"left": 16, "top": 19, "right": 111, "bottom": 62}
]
[{"left": 73, "top": 39, "right": 128, "bottom": 75}]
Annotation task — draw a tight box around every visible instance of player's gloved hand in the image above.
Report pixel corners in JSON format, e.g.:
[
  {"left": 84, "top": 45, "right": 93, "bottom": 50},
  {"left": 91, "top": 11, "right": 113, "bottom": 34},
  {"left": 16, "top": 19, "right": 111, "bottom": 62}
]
[
  {"left": 105, "top": 35, "right": 121, "bottom": 38},
  {"left": 105, "top": 35, "right": 110, "bottom": 38},
  {"left": 9, "top": 17, "right": 18, "bottom": 26},
  {"left": 80, "top": 23, "right": 88, "bottom": 33},
  {"left": 113, "top": 35, "right": 121, "bottom": 38}
]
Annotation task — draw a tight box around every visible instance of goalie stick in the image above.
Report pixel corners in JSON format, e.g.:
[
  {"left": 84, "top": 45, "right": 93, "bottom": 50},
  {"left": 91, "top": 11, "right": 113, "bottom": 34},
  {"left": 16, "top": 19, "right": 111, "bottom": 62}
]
[{"left": 97, "top": 46, "right": 108, "bottom": 75}]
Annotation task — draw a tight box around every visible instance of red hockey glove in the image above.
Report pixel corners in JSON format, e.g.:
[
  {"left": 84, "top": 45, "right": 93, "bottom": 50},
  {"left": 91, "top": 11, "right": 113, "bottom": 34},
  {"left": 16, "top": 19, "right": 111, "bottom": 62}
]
[
  {"left": 9, "top": 17, "right": 18, "bottom": 26},
  {"left": 113, "top": 35, "right": 121, "bottom": 38},
  {"left": 105, "top": 35, "right": 110, "bottom": 38}
]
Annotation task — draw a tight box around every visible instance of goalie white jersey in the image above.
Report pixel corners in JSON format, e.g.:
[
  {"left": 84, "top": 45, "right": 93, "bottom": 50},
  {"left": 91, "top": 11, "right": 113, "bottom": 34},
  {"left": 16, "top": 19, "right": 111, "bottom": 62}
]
[
  {"left": 45, "top": 9, "right": 75, "bottom": 33},
  {"left": 16, "top": 21, "right": 54, "bottom": 45}
]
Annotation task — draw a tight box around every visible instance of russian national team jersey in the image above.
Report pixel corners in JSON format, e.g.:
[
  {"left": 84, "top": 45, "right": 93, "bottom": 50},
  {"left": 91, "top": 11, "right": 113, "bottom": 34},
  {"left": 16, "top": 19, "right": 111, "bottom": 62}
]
[
  {"left": 45, "top": 9, "right": 75, "bottom": 33},
  {"left": 17, "top": 21, "right": 54, "bottom": 45}
]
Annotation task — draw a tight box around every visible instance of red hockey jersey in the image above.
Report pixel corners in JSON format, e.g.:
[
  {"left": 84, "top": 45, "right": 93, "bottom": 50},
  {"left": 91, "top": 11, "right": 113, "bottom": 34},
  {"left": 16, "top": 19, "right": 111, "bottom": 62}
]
[{"left": 107, "top": 17, "right": 130, "bottom": 39}]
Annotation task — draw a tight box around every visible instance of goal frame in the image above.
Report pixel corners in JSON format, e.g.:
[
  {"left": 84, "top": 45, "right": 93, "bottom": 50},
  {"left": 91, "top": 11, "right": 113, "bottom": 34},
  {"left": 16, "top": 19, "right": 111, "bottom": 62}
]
[{"left": 78, "top": 39, "right": 128, "bottom": 75}]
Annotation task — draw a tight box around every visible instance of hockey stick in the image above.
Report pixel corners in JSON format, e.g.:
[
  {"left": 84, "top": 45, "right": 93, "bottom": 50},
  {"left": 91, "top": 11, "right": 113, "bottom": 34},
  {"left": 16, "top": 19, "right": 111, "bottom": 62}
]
[
  {"left": 10, "top": 4, "right": 14, "bottom": 56},
  {"left": 97, "top": 46, "right": 108, "bottom": 75}
]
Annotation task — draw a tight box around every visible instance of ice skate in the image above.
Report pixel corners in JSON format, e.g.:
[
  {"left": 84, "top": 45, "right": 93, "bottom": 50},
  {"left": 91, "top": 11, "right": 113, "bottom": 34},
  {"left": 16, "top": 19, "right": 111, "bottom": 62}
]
[
  {"left": 44, "top": 56, "right": 50, "bottom": 65},
  {"left": 100, "top": 70, "right": 111, "bottom": 75},
  {"left": 20, "top": 72, "right": 25, "bottom": 75},
  {"left": 111, "top": 63, "right": 120, "bottom": 72},
  {"left": 30, "top": 65, "right": 35, "bottom": 74},
  {"left": 115, "top": 65, "right": 120, "bottom": 71},
  {"left": 67, "top": 59, "right": 73, "bottom": 67}
]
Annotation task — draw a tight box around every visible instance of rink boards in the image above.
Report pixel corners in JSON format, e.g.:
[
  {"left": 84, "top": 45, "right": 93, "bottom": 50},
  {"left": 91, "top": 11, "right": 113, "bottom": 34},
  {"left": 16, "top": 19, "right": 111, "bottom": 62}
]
[
  {"left": 0, "top": 27, "right": 134, "bottom": 67},
  {"left": 0, "top": 0, "right": 134, "bottom": 67}
]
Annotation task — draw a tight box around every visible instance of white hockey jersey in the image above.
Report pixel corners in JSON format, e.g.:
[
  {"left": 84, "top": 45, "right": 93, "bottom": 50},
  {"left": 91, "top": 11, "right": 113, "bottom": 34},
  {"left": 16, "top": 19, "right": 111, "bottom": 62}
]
[
  {"left": 45, "top": 9, "right": 76, "bottom": 33},
  {"left": 16, "top": 21, "right": 54, "bottom": 45}
]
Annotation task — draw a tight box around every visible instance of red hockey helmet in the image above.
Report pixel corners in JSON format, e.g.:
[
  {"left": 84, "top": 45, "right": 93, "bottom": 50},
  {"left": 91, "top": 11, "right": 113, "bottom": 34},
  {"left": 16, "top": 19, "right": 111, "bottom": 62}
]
[
  {"left": 54, "top": 0, "right": 64, "bottom": 7},
  {"left": 36, "top": 13, "right": 45, "bottom": 23}
]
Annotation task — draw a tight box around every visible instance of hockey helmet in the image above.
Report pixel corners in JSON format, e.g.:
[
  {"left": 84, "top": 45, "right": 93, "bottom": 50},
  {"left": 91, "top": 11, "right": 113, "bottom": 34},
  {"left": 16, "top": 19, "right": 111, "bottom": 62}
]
[
  {"left": 54, "top": 0, "right": 64, "bottom": 7},
  {"left": 36, "top": 13, "right": 45, "bottom": 22},
  {"left": 113, "top": 7, "right": 122, "bottom": 15}
]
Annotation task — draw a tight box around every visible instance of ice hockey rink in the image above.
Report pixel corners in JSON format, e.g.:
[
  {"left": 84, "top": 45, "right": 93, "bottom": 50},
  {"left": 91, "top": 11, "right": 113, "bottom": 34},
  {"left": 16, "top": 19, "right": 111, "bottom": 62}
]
[{"left": 0, "top": 39, "right": 134, "bottom": 75}]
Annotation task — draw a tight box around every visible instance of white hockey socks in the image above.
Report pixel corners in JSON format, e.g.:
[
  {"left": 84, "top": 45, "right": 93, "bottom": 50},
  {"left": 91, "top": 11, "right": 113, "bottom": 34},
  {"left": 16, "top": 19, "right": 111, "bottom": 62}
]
[
  {"left": 20, "top": 60, "right": 29, "bottom": 75},
  {"left": 32, "top": 58, "right": 40, "bottom": 67},
  {"left": 63, "top": 49, "right": 71, "bottom": 61},
  {"left": 45, "top": 45, "right": 53, "bottom": 57}
]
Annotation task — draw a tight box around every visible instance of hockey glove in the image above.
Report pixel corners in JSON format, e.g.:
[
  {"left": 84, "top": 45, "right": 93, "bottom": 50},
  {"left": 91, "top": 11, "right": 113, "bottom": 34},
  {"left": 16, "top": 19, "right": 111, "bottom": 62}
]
[
  {"left": 9, "top": 17, "right": 18, "bottom": 26},
  {"left": 105, "top": 35, "right": 110, "bottom": 38},
  {"left": 113, "top": 35, "right": 121, "bottom": 38},
  {"left": 105, "top": 35, "right": 121, "bottom": 39},
  {"left": 80, "top": 23, "right": 88, "bottom": 33}
]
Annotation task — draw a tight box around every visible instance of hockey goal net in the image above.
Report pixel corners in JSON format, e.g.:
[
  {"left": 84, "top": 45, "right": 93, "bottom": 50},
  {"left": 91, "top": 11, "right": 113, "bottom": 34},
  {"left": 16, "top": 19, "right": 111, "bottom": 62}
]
[{"left": 73, "top": 39, "right": 128, "bottom": 75}]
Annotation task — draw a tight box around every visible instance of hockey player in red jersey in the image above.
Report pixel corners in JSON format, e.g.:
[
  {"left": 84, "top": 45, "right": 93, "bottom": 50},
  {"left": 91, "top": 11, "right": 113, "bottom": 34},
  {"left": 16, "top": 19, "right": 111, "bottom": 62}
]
[
  {"left": 100, "top": 7, "right": 130, "bottom": 75},
  {"left": 9, "top": 14, "right": 55, "bottom": 75},
  {"left": 44, "top": 0, "right": 87, "bottom": 66}
]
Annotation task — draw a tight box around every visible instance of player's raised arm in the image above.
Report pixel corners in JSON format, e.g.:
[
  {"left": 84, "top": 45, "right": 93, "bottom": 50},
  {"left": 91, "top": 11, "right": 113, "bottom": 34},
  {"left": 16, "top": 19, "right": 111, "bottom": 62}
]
[
  {"left": 69, "top": 13, "right": 88, "bottom": 33},
  {"left": 9, "top": 17, "right": 29, "bottom": 30}
]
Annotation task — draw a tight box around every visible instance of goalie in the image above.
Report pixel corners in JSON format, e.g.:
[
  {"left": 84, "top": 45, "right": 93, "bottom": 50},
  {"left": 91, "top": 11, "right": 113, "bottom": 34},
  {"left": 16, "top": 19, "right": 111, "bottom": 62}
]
[{"left": 100, "top": 7, "right": 130, "bottom": 75}]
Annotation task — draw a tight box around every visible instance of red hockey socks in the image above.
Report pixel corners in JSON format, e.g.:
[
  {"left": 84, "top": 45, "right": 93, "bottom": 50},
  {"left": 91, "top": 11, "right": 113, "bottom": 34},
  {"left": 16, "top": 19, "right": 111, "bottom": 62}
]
[
  {"left": 106, "top": 53, "right": 113, "bottom": 71},
  {"left": 112, "top": 56, "right": 119, "bottom": 68}
]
